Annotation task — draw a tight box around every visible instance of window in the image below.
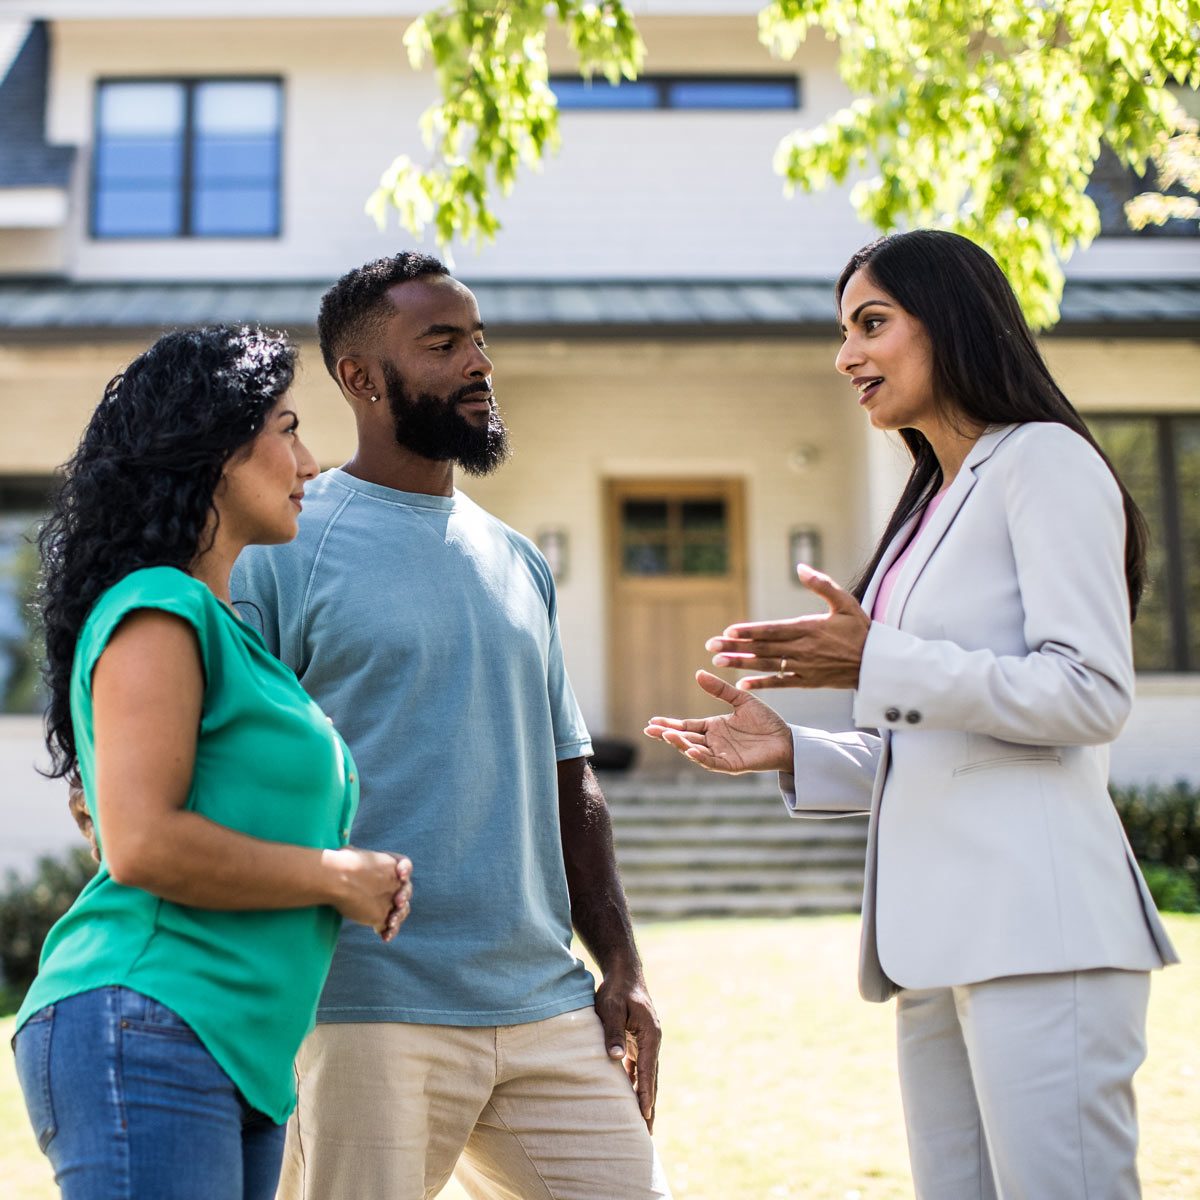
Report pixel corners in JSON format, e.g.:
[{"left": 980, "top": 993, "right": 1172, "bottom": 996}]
[
  {"left": 0, "top": 479, "right": 53, "bottom": 715},
  {"left": 620, "top": 496, "right": 730, "bottom": 577},
  {"left": 551, "top": 75, "right": 799, "bottom": 112},
  {"left": 93, "top": 78, "right": 282, "bottom": 238},
  {"left": 1087, "top": 415, "right": 1200, "bottom": 671},
  {"left": 1088, "top": 146, "right": 1199, "bottom": 238}
]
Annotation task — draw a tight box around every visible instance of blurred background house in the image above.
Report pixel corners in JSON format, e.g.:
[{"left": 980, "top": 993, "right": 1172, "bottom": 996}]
[{"left": 1, "top": 2, "right": 1197, "bottom": 897}]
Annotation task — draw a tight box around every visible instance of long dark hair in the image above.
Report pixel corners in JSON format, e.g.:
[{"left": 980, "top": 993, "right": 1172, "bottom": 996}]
[
  {"left": 839, "top": 230, "right": 1148, "bottom": 618},
  {"left": 38, "top": 325, "right": 296, "bottom": 780}
]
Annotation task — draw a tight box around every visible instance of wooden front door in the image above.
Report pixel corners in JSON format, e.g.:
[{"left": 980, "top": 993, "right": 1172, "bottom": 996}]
[{"left": 607, "top": 479, "right": 747, "bottom": 770}]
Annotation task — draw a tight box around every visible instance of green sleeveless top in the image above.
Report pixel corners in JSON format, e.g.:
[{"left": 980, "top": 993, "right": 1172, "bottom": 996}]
[{"left": 16, "top": 567, "right": 360, "bottom": 1123}]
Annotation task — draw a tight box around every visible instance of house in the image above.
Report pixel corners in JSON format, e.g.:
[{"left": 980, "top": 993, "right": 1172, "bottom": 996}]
[{"left": 1, "top": 3, "right": 1198, "bottom": 870}]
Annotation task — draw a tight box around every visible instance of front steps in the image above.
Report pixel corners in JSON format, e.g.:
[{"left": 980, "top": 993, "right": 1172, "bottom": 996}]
[{"left": 600, "top": 774, "right": 868, "bottom": 919}]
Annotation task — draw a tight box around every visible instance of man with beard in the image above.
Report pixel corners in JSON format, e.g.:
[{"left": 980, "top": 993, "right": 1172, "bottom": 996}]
[{"left": 230, "top": 253, "right": 670, "bottom": 1200}]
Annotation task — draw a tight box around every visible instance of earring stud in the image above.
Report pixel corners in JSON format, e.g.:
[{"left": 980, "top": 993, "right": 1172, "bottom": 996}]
[{"left": 370, "top": 395, "right": 379, "bottom": 403}]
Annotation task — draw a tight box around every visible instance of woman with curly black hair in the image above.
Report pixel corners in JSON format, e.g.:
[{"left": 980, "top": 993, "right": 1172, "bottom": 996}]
[{"left": 12, "top": 326, "right": 413, "bottom": 1200}]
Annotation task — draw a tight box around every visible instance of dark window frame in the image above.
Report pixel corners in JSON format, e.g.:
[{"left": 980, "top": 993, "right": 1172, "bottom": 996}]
[
  {"left": 1088, "top": 144, "right": 1200, "bottom": 240},
  {"left": 1086, "top": 412, "right": 1197, "bottom": 672},
  {"left": 90, "top": 75, "right": 285, "bottom": 241},
  {"left": 0, "top": 476, "right": 55, "bottom": 716},
  {"left": 550, "top": 73, "right": 801, "bottom": 112}
]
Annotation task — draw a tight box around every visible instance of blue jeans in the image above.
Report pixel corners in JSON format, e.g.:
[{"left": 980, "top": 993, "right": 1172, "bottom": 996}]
[{"left": 12, "top": 986, "right": 286, "bottom": 1200}]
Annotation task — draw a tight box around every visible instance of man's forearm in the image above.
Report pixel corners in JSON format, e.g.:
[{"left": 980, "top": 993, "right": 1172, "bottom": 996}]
[
  {"left": 557, "top": 757, "right": 641, "bottom": 976},
  {"left": 558, "top": 756, "right": 662, "bottom": 1127}
]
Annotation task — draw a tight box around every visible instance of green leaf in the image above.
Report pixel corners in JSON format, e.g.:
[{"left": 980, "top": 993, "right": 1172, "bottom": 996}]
[{"left": 375, "top": 0, "right": 1199, "bottom": 326}]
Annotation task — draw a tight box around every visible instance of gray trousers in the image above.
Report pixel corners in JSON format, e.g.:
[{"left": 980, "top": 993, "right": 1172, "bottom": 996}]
[{"left": 896, "top": 968, "right": 1150, "bottom": 1200}]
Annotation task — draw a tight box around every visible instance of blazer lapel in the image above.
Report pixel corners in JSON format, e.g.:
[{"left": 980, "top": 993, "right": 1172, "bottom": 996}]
[{"left": 881, "top": 423, "right": 1020, "bottom": 628}]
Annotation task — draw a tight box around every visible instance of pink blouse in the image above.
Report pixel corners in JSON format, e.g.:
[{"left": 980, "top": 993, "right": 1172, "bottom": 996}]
[{"left": 871, "top": 491, "right": 946, "bottom": 624}]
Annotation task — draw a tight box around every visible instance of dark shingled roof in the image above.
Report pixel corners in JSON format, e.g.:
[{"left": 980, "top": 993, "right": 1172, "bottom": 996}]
[
  {"left": 0, "top": 278, "right": 1196, "bottom": 336},
  {"left": 0, "top": 22, "right": 76, "bottom": 189}
]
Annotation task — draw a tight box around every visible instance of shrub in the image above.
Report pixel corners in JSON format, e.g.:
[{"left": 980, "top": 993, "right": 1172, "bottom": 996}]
[
  {"left": 1140, "top": 865, "right": 1200, "bottom": 914},
  {"left": 1111, "top": 781, "right": 1200, "bottom": 912},
  {"left": 0, "top": 848, "right": 97, "bottom": 1005},
  {"left": 1111, "top": 781, "right": 1200, "bottom": 875}
]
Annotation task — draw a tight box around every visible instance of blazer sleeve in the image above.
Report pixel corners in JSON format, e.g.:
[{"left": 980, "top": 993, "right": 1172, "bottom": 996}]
[
  {"left": 779, "top": 725, "right": 879, "bottom": 818},
  {"left": 853, "top": 425, "right": 1135, "bottom": 746}
]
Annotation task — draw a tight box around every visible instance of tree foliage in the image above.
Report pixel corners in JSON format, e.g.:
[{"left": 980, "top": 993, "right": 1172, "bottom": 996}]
[
  {"left": 373, "top": 0, "right": 1200, "bottom": 327},
  {"left": 367, "top": 0, "right": 642, "bottom": 250},
  {"left": 762, "top": 0, "right": 1200, "bottom": 326},
  {"left": 1125, "top": 105, "right": 1200, "bottom": 229}
]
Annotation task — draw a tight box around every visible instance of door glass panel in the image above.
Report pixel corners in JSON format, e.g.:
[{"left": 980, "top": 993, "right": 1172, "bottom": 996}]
[
  {"left": 681, "top": 500, "right": 726, "bottom": 532},
  {"left": 681, "top": 543, "right": 728, "bottom": 575},
  {"left": 622, "top": 500, "right": 668, "bottom": 531},
  {"left": 619, "top": 493, "right": 730, "bottom": 577},
  {"left": 623, "top": 543, "right": 670, "bottom": 575}
]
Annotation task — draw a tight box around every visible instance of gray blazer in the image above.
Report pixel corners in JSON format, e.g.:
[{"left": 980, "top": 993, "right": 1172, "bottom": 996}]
[{"left": 781, "top": 422, "right": 1178, "bottom": 1002}]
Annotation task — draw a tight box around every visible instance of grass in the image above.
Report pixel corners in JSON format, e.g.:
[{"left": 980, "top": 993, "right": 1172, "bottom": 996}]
[{"left": 4, "top": 914, "right": 1198, "bottom": 1199}]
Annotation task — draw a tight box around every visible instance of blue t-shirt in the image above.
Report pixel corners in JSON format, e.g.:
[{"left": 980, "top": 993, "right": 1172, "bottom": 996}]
[{"left": 231, "top": 469, "right": 596, "bottom": 1025}]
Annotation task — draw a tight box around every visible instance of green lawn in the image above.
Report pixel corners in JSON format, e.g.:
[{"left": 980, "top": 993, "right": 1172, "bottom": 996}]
[{"left": 4, "top": 915, "right": 1198, "bottom": 1199}]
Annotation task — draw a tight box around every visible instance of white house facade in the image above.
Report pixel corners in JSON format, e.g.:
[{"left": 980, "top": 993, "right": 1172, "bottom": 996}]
[{"left": 1, "top": 2, "right": 1198, "bottom": 871}]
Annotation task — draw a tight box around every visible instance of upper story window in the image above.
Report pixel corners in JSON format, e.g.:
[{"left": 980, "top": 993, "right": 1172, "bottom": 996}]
[
  {"left": 1088, "top": 146, "right": 1199, "bottom": 239},
  {"left": 1088, "top": 414, "right": 1200, "bottom": 671},
  {"left": 92, "top": 79, "right": 283, "bottom": 239},
  {"left": 550, "top": 75, "right": 800, "bottom": 112}
]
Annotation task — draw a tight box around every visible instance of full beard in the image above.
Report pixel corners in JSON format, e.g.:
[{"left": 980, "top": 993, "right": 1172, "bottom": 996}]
[{"left": 382, "top": 361, "right": 510, "bottom": 477}]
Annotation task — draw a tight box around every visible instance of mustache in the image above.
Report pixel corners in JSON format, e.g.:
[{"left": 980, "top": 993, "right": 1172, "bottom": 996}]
[{"left": 452, "top": 383, "right": 493, "bottom": 403}]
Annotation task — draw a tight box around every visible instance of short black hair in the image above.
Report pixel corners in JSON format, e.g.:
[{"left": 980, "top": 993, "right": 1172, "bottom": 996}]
[{"left": 317, "top": 252, "right": 450, "bottom": 379}]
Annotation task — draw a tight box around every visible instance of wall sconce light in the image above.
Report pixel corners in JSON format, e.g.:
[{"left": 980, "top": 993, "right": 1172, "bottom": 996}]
[
  {"left": 789, "top": 527, "right": 822, "bottom": 578},
  {"left": 786, "top": 444, "right": 822, "bottom": 474},
  {"left": 537, "top": 528, "right": 569, "bottom": 583}
]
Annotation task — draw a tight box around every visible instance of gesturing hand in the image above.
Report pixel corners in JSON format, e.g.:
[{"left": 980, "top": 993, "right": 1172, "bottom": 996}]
[
  {"left": 707, "top": 565, "right": 870, "bottom": 690},
  {"left": 595, "top": 970, "right": 661, "bottom": 1132},
  {"left": 644, "top": 670, "right": 793, "bottom": 773}
]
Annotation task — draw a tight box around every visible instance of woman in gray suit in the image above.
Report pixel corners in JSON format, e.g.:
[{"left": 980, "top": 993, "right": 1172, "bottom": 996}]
[{"left": 645, "top": 230, "right": 1176, "bottom": 1200}]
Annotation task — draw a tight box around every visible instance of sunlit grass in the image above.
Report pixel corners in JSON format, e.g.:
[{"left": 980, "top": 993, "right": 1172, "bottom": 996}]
[{"left": 4, "top": 915, "right": 1197, "bottom": 1199}]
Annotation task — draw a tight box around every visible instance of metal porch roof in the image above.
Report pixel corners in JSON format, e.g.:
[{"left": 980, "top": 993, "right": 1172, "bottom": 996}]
[{"left": 0, "top": 278, "right": 1197, "bottom": 336}]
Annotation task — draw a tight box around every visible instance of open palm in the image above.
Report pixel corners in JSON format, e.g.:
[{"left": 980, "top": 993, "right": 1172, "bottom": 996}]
[{"left": 644, "top": 670, "right": 793, "bottom": 774}]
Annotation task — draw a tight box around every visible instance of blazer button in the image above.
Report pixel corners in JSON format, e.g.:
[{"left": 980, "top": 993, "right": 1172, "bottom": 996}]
[
  {"left": 905, "top": 710, "right": 922, "bottom": 724},
  {"left": 884, "top": 707, "right": 901, "bottom": 722}
]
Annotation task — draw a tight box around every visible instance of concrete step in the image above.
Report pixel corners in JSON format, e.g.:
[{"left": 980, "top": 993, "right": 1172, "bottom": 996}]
[
  {"left": 611, "top": 821, "right": 867, "bottom": 846},
  {"left": 598, "top": 778, "right": 779, "bottom": 801},
  {"left": 600, "top": 778, "right": 867, "bottom": 915},
  {"left": 609, "top": 804, "right": 869, "bottom": 828},
  {"left": 620, "top": 867, "right": 863, "bottom": 894},
  {"left": 616, "top": 843, "right": 866, "bottom": 869},
  {"left": 609, "top": 800, "right": 794, "bottom": 822},
  {"left": 628, "top": 892, "right": 862, "bottom": 919}
]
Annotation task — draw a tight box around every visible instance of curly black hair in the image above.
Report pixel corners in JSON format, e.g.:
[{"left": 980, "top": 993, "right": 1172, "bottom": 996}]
[
  {"left": 317, "top": 251, "right": 449, "bottom": 379},
  {"left": 38, "top": 325, "right": 297, "bottom": 780}
]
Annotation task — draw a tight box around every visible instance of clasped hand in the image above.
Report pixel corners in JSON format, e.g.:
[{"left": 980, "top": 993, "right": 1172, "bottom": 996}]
[{"left": 331, "top": 848, "right": 413, "bottom": 943}]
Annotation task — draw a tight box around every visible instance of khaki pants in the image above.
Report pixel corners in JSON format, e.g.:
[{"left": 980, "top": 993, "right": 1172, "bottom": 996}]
[
  {"left": 276, "top": 1007, "right": 672, "bottom": 1200},
  {"left": 897, "top": 969, "right": 1150, "bottom": 1199}
]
